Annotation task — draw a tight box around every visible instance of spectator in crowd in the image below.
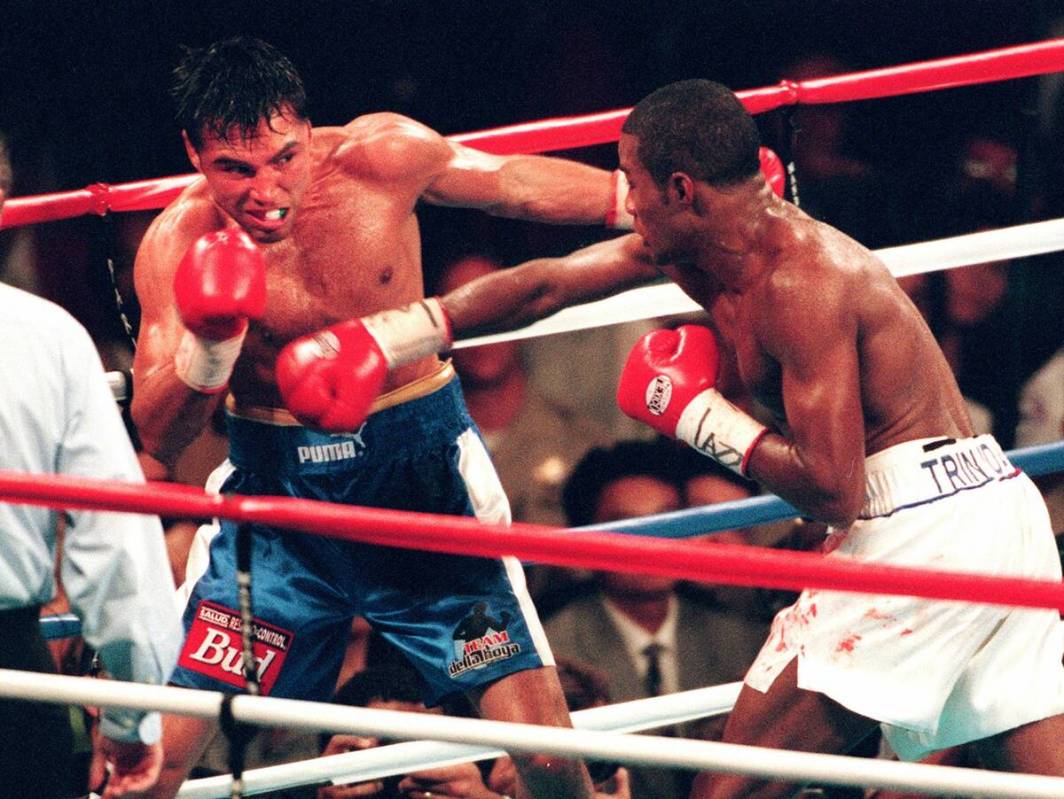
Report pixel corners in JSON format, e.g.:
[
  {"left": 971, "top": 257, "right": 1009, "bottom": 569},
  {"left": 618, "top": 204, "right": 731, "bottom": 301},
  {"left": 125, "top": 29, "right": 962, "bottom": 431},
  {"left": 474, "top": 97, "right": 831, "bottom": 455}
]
[
  {"left": 775, "top": 53, "right": 901, "bottom": 248},
  {"left": 317, "top": 665, "right": 492, "bottom": 799},
  {"left": 545, "top": 440, "right": 767, "bottom": 799},
  {"left": 935, "top": 185, "right": 1022, "bottom": 443},
  {"left": 318, "top": 655, "right": 630, "bottom": 799},
  {"left": 902, "top": 175, "right": 1026, "bottom": 444}
]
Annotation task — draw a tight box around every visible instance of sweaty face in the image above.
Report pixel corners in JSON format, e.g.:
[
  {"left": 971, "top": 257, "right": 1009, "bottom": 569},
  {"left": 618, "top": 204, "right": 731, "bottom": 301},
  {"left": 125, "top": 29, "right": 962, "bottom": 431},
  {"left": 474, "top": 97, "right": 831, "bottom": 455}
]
[
  {"left": 618, "top": 133, "right": 681, "bottom": 264},
  {"left": 190, "top": 110, "right": 313, "bottom": 244}
]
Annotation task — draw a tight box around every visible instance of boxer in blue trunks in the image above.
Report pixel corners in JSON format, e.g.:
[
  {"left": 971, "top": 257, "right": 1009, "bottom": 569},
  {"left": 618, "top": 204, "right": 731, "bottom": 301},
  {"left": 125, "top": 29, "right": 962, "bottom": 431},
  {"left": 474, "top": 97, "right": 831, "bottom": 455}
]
[
  {"left": 130, "top": 36, "right": 627, "bottom": 798},
  {"left": 175, "top": 366, "right": 551, "bottom": 706}
]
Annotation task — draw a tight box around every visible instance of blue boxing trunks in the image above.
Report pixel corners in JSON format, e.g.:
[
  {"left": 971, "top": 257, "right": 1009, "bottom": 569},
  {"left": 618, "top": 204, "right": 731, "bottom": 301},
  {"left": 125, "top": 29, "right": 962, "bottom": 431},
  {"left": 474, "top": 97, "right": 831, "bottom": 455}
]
[{"left": 172, "top": 362, "right": 553, "bottom": 704}]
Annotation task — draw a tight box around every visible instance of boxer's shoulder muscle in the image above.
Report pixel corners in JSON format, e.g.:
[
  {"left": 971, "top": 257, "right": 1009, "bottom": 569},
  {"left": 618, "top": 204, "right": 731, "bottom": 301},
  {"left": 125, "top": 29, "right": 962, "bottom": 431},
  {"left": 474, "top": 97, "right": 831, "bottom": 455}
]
[
  {"left": 136, "top": 187, "right": 224, "bottom": 308},
  {"left": 332, "top": 112, "right": 451, "bottom": 187}
]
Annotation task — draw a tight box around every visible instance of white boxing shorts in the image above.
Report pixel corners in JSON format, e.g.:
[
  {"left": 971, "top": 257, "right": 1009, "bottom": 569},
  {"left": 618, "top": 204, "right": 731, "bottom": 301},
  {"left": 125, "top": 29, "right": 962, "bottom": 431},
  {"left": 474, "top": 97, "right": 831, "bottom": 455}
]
[{"left": 745, "top": 435, "right": 1064, "bottom": 760}]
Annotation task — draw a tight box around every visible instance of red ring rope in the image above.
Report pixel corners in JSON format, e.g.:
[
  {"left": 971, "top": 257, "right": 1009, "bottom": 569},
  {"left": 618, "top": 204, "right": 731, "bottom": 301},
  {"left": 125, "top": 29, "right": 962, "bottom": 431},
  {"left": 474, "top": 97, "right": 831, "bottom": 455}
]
[
  {"left": 2, "top": 38, "right": 1063, "bottom": 230},
  {"left": 1, "top": 470, "right": 1061, "bottom": 613}
]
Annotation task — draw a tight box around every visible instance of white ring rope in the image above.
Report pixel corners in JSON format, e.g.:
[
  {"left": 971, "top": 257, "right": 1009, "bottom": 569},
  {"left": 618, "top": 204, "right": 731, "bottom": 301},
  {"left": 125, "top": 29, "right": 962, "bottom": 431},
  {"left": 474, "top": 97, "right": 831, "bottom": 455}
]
[
  {"left": 456, "top": 217, "right": 1064, "bottom": 348},
  {"left": 178, "top": 683, "right": 744, "bottom": 798},
  {"left": 101, "top": 216, "right": 1064, "bottom": 401},
  {"left": 3, "top": 669, "right": 1063, "bottom": 799}
]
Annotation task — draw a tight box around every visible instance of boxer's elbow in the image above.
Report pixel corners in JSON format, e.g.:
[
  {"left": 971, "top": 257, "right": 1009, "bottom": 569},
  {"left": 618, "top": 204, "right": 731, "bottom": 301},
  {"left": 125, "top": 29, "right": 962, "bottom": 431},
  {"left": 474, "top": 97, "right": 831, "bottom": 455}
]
[
  {"left": 804, "top": 476, "right": 863, "bottom": 528},
  {"left": 130, "top": 395, "right": 198, "bottom": 468},
  {"left": 130, "top": 408, "right": 179, "bottom": 467},
  {"left": 812, "top": 494, "right": 862, "bottom": 529},
  {"left": 504, "top": 259, "right": 574, "bottom": 320},
  {"left": 789, "top": 455, "right": 863, "bottom": 528}
]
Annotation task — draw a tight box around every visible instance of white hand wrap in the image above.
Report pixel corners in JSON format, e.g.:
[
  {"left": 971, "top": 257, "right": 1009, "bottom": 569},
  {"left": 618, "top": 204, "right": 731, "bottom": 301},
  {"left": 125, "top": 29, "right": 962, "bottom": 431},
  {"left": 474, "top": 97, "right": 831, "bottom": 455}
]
[
  {"left": 674, "top": 388, "right": 768, "bottom": 476},
  {"left": 174, "top": 328, "right": 246, "bottom": 394},
  {"left": 361, "top": 297, "right": 452, "bottom": 367},
  {"left": 606, "top": 170, "right": 634, "bottom": 229}
]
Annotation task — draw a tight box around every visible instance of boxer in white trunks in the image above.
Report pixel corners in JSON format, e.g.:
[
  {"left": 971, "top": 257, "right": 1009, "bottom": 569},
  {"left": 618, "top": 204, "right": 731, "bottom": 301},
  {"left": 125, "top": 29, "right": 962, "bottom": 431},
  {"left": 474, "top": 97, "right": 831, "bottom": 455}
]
[{"left": 290, "top": 79, "right": 1064, "bottom": 798}]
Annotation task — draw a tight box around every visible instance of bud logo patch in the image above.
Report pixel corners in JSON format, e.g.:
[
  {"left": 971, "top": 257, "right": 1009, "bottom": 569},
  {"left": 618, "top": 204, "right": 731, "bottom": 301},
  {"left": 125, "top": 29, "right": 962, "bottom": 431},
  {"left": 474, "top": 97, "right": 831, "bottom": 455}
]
[
  {"left": 645, "top": 375, "right": 672, "bottom": 416},
  {"left": 178, "top": 601, "right": 293, "bottom": 695}
]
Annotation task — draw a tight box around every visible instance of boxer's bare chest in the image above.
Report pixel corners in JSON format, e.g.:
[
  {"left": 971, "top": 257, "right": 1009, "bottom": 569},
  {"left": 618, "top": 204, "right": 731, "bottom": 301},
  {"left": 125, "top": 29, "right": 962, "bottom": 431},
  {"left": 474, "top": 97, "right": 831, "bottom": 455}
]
[
  {"left": 663, "top": 261, "right": 786, "bottom": 420},
  {"left": 712, "top": 292, "right": 785, "bottom": 422},
  {"left": 254, "top": 178, "right": 425, "bottom": 348}
]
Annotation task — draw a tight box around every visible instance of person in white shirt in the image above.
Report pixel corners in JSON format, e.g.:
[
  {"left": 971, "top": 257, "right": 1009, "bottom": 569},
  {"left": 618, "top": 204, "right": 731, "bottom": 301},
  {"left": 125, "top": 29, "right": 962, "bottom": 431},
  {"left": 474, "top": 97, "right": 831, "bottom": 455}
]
[{"left": 0, "top": 140, "right": 182, "bottom": 799}]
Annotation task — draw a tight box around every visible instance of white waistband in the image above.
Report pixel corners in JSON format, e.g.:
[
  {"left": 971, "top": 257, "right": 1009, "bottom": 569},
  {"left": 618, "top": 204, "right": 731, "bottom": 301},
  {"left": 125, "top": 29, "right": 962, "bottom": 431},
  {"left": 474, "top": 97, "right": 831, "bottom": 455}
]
[{"left": 860, "top": 435, "right": 1017, "bottom": 519}]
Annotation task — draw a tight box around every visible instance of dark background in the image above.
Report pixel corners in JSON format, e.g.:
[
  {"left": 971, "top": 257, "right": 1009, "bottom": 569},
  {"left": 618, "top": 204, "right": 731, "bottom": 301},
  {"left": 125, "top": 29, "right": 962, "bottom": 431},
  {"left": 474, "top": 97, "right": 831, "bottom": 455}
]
[
  {"left": 1, "top": 1, "right": 1062, "bottom": 443},
  {"left": 0, "top": 2, "right": 1054, "bottom": 184}
]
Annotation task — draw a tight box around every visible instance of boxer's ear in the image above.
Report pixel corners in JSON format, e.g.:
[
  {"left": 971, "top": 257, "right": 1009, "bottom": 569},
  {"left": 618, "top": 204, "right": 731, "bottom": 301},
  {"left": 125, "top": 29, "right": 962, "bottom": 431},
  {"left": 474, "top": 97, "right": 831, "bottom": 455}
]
[
  {"left": 669, "top": 172, "right": 695, "bottom": 207},
  {"left": 182, "top": 131, "right": 202, "bottom": 173}
]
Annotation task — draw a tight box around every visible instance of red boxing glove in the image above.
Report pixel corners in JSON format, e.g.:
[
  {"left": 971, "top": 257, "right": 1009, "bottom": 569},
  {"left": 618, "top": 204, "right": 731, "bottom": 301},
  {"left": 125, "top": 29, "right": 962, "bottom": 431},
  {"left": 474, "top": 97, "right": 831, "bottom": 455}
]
[
  {"left": 606, "top": 169, "right": 634, "bottom": 229},
  {"left": 617, "top": 325, "right": 767, "bottom": 476},
  {"left": 276, "top": 298, "right": 451, "bottom": 432},
  {"left": 173, "top": 229, "right": 266, "bottom": 393},
  {"left": 758, "top": 147, "right": 786, "bottom": 199}
]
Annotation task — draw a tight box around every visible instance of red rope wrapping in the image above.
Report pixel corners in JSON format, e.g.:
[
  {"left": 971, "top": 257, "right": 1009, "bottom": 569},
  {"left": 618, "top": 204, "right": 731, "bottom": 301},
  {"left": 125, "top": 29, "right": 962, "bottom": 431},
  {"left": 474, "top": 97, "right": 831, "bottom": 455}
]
[
  {"left": 2, "top": 38, "right": 1063, "bottom": 229},
  {"left": 2, "top": 470, "right": 1061, "bottom": 612}
]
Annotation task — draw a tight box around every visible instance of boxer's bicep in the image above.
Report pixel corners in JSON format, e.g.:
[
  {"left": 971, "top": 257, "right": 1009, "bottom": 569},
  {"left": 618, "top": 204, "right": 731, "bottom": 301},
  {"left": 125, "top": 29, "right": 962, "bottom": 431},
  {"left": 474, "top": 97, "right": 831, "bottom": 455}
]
[
  {"left": 132, "top": 229, "right": 186, "bottom": 376},
  {"left": 761, "top": 283, "right": 865, "bottom": 518}
]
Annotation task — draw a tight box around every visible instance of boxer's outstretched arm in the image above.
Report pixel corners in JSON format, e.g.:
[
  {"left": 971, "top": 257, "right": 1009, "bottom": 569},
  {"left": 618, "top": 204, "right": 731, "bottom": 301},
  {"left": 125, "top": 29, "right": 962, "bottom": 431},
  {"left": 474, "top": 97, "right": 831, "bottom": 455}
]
[
  {"left": 350, "top": 112, "right": 627, "bottom": 226},
  {"left": 334, "top": 111, "right": 621, "bottom": 225},
  {"left": 445, "top": 233, "right": 659, "bottom": 337},
  {"left": 428, "top": 140, "right": 631, "bottom": 226},
  {"left": 276, "top": 234, "right": 658, "bottom": 433}
]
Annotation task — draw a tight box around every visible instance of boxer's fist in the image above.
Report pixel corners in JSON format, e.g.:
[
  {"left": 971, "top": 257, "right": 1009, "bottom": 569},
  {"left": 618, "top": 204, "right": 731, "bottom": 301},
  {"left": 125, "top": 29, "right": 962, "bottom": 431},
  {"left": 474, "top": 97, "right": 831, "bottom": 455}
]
[
  {"left": 276, "top": 320, "right": 387, "bottom": 432},
  {"left": 617, "top": 326, "right": 721, "bottom": 435},
  {"left": 606, "top": 169, "right": 634, "bottom": 229},
  {"left": 618, "top": 325, "right": 766, "bottom": 476},
  {"left": 174, "top": 229, "right": 266, "bottom": 340},
  {"left": 172, "top": 229, "right": 266, "bottom": 393},
  {"left": 276, "top": 298, "right": 452, "bottom": 432},
  {"left": 759, "top": 147, "right": 786, "bottom": 199}
]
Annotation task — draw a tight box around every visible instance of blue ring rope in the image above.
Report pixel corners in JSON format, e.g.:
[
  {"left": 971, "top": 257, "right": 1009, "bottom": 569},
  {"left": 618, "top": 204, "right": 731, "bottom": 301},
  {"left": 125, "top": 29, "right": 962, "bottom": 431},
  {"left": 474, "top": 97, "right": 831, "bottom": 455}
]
[
  {"left": 40, "top": 440, "right": 1063, "bottom": 640},
  {"left": 578, "top": 441, "right": 1064, "bottom": 539}
]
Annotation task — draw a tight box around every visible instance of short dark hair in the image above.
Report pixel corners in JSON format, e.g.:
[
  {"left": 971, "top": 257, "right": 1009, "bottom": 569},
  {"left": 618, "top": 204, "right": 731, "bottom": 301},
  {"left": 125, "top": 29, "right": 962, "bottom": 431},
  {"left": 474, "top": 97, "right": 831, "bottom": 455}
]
[
  {"left": 562, "top": 439, "right": 685, "bottom": 527},
  {"left": 621, "top": 79, "right": 760, "bottom": 189},
  {"left": 171, "top": 36, "right": 308, "bottom": 149},
  {"left": 332, "top": 666, "right": 424, "bottom": 709}
]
